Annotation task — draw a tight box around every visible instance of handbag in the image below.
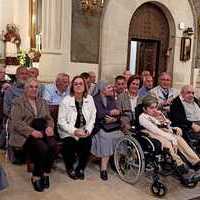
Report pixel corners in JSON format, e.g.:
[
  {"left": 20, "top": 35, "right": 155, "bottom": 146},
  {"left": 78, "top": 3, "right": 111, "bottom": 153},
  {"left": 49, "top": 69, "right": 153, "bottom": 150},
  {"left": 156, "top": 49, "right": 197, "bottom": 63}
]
[{"left": 102, "top": 121, "right": 120, "bottom": 132}]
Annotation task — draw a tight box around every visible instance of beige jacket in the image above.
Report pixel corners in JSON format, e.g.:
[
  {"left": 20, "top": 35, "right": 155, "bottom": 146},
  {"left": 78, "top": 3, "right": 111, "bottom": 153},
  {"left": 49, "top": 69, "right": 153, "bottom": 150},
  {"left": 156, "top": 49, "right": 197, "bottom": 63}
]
[{"left": 9, "top": 95, "right": 54, "bottom": 148}]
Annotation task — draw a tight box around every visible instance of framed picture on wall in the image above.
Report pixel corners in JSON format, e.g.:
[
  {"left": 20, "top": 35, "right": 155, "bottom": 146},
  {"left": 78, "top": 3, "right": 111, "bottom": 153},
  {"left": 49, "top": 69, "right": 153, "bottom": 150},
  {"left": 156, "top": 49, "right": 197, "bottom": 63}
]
[{"left": 180, "top": 37, "right": 191, "bottom": 61}]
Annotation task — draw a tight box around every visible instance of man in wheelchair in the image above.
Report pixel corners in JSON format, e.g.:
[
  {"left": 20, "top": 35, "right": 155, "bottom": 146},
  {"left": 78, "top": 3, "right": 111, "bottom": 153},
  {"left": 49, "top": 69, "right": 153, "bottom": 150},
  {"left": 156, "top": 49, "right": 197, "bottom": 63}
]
[
  {"left": 139, "top": 95, "right": 200, "bottom": 180},
  {"left": 170, "top": 85, "right": 200, "bottom": 151}
]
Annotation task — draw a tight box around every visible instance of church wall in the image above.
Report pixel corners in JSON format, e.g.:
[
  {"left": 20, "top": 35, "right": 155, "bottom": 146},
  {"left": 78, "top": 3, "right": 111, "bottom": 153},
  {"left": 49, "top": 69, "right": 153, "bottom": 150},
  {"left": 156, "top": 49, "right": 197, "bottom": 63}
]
[
  {"left": 101, "top": 0, "right": 195, "bottom": 89},
  {"left": 39, "top": 0, "right": 98, "bottom": 82},
  {"left": 0, "top": 0, "right": 199, "bottom": 86}
]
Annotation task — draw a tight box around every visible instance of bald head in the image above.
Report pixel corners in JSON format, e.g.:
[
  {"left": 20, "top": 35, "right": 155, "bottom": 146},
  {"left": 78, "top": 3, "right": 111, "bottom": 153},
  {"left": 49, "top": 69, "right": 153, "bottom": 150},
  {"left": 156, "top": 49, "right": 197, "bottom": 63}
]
[
  {"left": 143, "top": 75, "right": 153, "bottom": 89},
  {"left": 181, "top": 85, "right": 194, "bottom": 103},
  {"left": 159, "top": 72, "right": 172, "bottom": 89},
  {"left": 55, "top": 73, "right": 70, "bottom": 93}
]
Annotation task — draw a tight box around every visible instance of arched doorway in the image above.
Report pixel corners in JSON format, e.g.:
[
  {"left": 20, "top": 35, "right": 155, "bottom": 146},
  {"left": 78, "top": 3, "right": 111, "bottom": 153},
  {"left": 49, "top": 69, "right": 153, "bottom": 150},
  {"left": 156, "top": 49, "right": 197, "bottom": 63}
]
[{"left": 127, "top": 2, "right": 172, "bottom": 83}]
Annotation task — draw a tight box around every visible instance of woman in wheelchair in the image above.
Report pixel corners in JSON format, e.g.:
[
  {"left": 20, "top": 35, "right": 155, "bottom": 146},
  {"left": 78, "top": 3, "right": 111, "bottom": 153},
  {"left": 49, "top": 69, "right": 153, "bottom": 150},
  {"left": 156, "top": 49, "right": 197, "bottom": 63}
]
[
  {"left": 139, "top": 95, "right": 200, "bottom": 176},
  {"left": 9, "top": 78, "right": 57, "bottom": 192}
]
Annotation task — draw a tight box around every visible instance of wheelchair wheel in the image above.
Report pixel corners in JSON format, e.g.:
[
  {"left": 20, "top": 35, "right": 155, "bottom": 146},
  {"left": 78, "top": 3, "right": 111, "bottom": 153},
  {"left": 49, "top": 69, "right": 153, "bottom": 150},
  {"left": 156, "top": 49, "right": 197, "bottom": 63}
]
[
  {"left": 114, "top": 135, "right": 145, "bottom": 185},
  {"left": 151, "top": 182, "right": 167, "bottom": 197}
]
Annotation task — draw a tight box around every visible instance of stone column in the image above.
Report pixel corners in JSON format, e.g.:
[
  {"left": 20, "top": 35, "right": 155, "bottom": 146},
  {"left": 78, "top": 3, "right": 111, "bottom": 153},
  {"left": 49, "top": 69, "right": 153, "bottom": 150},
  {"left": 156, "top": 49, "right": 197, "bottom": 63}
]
[{"left": 42, "top": 0, "right": 64, "bottom": 53}]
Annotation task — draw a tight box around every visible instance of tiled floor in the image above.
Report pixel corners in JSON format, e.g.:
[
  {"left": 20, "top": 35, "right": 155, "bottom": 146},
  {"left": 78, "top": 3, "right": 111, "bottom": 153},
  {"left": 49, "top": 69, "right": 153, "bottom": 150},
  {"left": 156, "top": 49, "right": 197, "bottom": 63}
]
[{"left": 1, "top": 151, "right": 200, "bottom": 200}]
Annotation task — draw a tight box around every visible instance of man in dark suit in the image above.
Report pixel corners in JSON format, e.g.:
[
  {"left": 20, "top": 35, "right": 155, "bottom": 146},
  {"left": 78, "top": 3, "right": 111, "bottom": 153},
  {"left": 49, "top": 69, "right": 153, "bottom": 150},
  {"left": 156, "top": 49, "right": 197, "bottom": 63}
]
[{"left": 170, "top": 85, "right": 200, "bottom": 134}]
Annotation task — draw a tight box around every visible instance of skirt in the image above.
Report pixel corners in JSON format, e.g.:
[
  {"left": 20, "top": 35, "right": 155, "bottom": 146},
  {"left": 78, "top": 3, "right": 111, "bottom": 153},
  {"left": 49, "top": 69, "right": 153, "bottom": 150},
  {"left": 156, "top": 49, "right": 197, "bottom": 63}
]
[{"left": 91, "top": 129, "right": 123, "bottom": 157}]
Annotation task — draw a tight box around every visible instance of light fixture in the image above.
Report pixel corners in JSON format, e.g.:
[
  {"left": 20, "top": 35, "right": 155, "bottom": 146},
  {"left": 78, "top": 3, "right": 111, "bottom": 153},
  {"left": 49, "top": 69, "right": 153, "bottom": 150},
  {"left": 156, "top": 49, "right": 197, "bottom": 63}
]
[
  {"left": 80, "top": 0, "right": 104, "bottom": 14},
  {"left": 183, "top": 27, "right": 194, "bottom": 36}
]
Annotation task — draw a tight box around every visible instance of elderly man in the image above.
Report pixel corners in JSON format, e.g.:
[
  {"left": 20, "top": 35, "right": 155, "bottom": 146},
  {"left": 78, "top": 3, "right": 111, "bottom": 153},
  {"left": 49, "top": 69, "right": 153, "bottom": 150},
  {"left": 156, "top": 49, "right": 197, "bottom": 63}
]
[
  {"left": 29, "top": 67, "right": 39, "bottom": 78},
  {"left": 3, "top": 66, "right": 29, "bottom": 117},
  {"left": 138, "top": 75, "right": 153, "bottom": 97},
  {"left": 43, "top": 73, "right": 70, "bottom": 137},
  {"left": 43, "top": 73, "right": 70, "bottom": 106},
  {"left": 150, "top": 72, "right": 178, "bottom": 114},
  {"left": 170, "top": 85, "right": 200, "bottom": 134}
]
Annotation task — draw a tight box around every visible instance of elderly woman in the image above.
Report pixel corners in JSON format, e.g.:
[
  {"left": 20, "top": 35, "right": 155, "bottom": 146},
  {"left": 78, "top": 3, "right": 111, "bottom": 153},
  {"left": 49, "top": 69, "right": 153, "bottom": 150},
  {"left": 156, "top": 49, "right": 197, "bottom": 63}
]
[
  {"left": 91, "top": 81, "right": 123, "bottom": 181},
  {"left": 10, "top": 78, "right": 57, "bottom": 192},
  {"left": 139, "top": 95, "right": 200, "bottom": 176},
  {"left": 116, "top": 75, "right": 141, "bottom": 132},
  {"left": 58, "top": 76, "right": 96, "bottom": 180}
]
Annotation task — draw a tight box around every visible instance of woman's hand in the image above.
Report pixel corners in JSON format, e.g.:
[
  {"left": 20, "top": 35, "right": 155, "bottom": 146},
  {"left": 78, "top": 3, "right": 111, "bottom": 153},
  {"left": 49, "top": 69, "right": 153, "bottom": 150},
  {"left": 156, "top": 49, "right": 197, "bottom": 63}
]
[
  {"left": 45, "top": 127, "right": 54, "bottom": 136},
  {"left": 31, "top": 130, "right": 43, "bottom": 138},
  {"left": 110, "top": 109, "right": 120, "bottom": 116},
  {"left": 74, "top": 129, "right": 88, "bottom": 138},
  {"left": 105, "top": 115, "right": 117, "bottom": 124},
  {"left": 174, "top": 127, "right": 182, "bottom": 136}
]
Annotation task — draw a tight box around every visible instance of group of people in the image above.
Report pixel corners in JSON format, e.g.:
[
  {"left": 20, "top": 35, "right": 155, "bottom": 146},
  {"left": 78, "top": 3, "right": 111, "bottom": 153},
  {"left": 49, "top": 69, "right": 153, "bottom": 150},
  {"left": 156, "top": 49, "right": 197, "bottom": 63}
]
[{"left": 1, "top": 66, "right": 200, "bottom": 193}]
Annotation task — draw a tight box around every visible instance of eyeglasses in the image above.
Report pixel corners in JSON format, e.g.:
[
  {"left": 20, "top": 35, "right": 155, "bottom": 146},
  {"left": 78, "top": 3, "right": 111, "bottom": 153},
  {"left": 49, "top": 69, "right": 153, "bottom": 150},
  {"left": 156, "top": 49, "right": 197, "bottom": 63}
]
[{"left": 73, "top": 82, "right": 84, "bottom": 86}]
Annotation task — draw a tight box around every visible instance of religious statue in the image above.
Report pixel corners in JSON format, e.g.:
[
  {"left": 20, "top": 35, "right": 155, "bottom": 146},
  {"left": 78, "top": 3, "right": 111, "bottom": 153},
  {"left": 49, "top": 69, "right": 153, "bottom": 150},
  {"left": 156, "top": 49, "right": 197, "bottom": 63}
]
[{"left": 2, "top": 24, "right": 21, "bottom": 74}]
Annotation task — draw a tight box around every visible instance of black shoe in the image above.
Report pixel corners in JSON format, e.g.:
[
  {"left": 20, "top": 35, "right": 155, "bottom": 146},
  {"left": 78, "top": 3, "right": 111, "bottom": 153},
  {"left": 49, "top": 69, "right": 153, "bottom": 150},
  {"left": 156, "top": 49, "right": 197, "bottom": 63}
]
[
  {"left": 66, "top": 169, "right": 78, "bottom": 180},
  {"left": 176, "top": 164, "right": 189, "bottom": 176},
  {"left": 41, "top": 176, "right": 50, "bottom": 189},
  {"left": 76, "top": 170, "right": 85, "bottom": 180},
  {"left": 31, "top": 178, "right": 44, "bottom": 192},
  {"left": 192, "top": 161, "right": 200, "bottom": 171},
  {"left": 100, "top": 170, "right": 108, "bottom": 181}
]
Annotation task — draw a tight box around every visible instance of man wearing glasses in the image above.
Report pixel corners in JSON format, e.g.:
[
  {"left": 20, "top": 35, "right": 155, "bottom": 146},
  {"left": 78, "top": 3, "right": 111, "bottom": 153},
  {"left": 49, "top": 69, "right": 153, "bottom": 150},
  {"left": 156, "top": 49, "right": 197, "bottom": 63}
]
[{"left": 150, "top": 72, "right": 178, "bottom": 115}]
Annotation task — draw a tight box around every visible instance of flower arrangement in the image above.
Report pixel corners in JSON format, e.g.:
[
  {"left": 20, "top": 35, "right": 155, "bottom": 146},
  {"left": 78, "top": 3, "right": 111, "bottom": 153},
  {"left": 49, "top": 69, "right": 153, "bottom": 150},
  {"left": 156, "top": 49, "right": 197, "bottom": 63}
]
[
  {"left": 2, "top": 24, "right": 21, "bottom": 47},
  {"left": 17, "top": 48, "right": 41, "bottom": 67}
]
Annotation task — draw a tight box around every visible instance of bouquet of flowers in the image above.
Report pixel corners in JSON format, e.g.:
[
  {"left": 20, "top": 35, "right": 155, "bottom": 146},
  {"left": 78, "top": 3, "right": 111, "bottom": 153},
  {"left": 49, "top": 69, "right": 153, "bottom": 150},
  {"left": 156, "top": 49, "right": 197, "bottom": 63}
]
[{"left": 17, "top": 48, "right": 41, "bottom": 67}]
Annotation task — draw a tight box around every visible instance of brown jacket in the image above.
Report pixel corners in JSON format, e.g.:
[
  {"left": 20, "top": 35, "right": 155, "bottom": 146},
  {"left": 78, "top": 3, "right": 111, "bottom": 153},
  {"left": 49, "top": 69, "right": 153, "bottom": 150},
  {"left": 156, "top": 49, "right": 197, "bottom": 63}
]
[{"left": 9, "top": 95, "right": 54, "bottom": 148}]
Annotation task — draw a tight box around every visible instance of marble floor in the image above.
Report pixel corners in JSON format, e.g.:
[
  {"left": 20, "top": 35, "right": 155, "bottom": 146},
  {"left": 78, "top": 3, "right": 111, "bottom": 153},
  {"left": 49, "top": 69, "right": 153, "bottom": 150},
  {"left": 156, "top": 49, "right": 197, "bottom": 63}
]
[{"left": 1, "top": 151, "right": 200, "bottom": 200}]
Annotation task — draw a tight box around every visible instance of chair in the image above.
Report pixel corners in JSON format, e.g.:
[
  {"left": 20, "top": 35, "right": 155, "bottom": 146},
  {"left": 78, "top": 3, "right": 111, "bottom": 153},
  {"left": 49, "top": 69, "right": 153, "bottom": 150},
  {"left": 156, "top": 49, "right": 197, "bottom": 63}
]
[{"left": 114, "top": 104, "right": 200, "bottom": 197}]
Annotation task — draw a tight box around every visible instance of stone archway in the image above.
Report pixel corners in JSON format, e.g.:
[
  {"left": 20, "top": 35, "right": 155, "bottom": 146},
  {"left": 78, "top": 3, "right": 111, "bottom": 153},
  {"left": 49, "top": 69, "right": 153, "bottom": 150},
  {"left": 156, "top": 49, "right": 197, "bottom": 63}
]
[
  {"left": 100, "top": 0, "right": 194, "bottom": 88},
  {"left": 127, "top": 2, "right": 175, "bottom": 84}
]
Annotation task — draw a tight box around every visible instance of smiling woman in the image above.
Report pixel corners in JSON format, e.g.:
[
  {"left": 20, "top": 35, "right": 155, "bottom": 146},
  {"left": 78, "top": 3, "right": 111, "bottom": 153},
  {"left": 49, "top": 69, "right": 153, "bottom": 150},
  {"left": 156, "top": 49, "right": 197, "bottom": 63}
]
[
  {"left": 9, "top": 77, "right": 57, "bottom": 192},
  {"left": 58, "top": 75, "right": 96, "bottom": 180}
]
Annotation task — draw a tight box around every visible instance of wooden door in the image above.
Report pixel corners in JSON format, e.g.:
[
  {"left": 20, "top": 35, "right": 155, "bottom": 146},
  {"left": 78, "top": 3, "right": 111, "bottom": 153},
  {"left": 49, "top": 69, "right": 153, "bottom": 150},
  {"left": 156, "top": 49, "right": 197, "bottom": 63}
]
[{"left": 128, "top": 3, "right": 169, "bottom": 83}]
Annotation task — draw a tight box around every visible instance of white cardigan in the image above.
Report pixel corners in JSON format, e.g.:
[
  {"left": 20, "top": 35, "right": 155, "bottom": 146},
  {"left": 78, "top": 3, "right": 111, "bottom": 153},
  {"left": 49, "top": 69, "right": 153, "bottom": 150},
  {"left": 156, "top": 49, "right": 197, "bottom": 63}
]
[
  {"left": 139, "top": 113, "right": 176, "bottom": 142},
  {"left": 58, "top": 95, "right": 96, "bottom": 139}
]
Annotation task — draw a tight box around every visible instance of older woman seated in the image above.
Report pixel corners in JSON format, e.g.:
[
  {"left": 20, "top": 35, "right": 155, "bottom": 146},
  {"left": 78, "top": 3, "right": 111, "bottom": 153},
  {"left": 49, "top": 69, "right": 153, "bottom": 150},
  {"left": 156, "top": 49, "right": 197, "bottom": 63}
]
[
  {"left": 116, "top": 75, "right": 141, "bottom": 132},
  {"left": 91, "top": 81, "right": 123, "bottom": 181},
  {"left": 58, "top": 76, "right": 96, "bottom": 180},
  {"left": 139, "top": 95, "right": 200, "bottom": 176},
  {"left": 9, "top": 78, "right": 57, "bottom": 192}
]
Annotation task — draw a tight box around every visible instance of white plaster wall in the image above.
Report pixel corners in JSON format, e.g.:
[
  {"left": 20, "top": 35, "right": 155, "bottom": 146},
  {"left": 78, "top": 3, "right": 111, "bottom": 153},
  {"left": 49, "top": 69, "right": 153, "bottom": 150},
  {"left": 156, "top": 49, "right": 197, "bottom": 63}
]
[
  {"left": 0, "top": 0, "right": 14, "bottom": 31},
  {"left": 0, "top": 0, "right": 98, "bottom": 82},
  {"left": 39, "top": 0, "right": 98, "bottom": 82},
  {"left": 13, "top": 0, "right": 30, "bottom": 50},
  {"left": 100, "top": 0, "right": 194, "bottom": 89}
]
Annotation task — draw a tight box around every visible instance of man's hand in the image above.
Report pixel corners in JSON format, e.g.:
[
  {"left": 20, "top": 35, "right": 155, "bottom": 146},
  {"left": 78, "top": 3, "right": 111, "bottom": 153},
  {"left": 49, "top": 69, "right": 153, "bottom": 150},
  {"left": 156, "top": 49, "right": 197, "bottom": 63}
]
[
  {"left": 31, "top": 130, "right": 43, "bottom": 138},
  {"left": 192, "top": 123, "right": 200, "bottom": 133},
  {"left": 45, "top": 127, "right": 54, "bottom": 136}
]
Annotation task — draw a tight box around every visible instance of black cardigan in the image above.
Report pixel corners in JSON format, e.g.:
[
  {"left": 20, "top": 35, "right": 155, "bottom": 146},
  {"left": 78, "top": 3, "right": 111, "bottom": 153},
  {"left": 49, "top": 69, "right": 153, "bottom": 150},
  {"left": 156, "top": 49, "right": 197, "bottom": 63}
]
[{"left": 170, "top": 96, "right": 200, "bottom": 131}]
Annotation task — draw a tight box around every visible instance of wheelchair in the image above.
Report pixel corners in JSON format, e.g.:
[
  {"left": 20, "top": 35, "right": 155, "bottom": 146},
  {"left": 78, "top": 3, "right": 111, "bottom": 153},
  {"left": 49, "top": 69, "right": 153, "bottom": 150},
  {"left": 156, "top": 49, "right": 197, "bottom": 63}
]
[{"left": 114, "top": 105, "right": 200, "bottom": 197}]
